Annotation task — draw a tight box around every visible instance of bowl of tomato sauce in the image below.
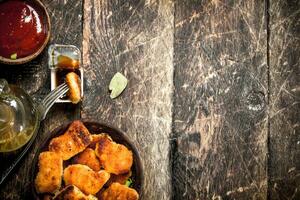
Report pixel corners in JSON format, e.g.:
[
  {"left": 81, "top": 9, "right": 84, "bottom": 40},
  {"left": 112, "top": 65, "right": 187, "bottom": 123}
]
[{"left": 0, "top": 0, "right": 50, "bottom": 65}]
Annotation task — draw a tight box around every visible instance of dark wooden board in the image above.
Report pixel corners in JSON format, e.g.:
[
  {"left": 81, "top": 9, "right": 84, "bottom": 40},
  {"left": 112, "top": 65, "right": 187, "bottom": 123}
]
[
  {"left": 0, "top": 0, "right": 82, "bottom": 199},
  {"left": 172, "top": 0, "right": 268, "bottom": 199},
  {"left": 0, "top": 0, "right": 299, "bottom": 199},
  {"left": 82, "top": 0, "right": 174, "bottom": 199},
  {"left": 269, "top": 1, "right": 300, "bottom": 199}
]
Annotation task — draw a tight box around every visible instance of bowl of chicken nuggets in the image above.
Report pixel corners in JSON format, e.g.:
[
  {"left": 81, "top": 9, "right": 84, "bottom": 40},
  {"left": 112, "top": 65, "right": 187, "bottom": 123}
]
[{"left": 31, "top": 120, "right": 143, "bottom": 200}]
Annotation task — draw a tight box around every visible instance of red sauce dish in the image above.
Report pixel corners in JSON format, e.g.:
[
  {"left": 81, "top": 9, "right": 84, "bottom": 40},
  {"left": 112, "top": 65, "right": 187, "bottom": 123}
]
[{"left": 0, "top": 0, "right": 50, "bottom": 64}]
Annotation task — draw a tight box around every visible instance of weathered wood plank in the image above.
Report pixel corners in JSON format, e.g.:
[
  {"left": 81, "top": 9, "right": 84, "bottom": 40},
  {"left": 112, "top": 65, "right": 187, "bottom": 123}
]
[
  {"left": 82, "top": 0, "right": 174, "bottom": 199},
  {"left": 0, "top": 0, "right": 83, "bottom": 199},
  {"left": 172, "top": 0, "right": 268, "bottom": 199},
  {"left": 269, "top": 1, "right": 300, "bottom": 199}
]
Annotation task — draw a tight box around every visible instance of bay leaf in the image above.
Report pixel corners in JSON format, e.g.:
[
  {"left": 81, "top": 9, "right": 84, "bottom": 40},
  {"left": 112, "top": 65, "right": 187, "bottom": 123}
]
[{"left": 109, "top": 72, "right": 128, "bottom": 99}]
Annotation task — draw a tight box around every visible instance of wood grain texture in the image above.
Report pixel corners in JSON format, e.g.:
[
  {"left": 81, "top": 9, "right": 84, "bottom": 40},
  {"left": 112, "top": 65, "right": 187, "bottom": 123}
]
[
  {"left": 172, "top": 0, "right": 268, "bottom": 199},
  {"left": 0, "top": 0, "right": 82, "bottom": 199},
  {"left": 82, "top": 0, "right": 174, "bottom": 199},
  {"left": 269, "top": 0, "right": 300, "bottom": 199},
  {"left": 0, "top": 0, "right": 299, "bottom": 199}
]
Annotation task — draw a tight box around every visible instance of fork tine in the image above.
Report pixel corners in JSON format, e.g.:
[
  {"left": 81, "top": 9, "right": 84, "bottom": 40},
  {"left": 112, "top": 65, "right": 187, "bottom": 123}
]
[
  {"left": 41, "top": 84, "right": 66, "bottom": 105},
  {"left": 38, "top": 83, "right": 69, "bottom": 120},
  {"left": 42, "top": 83, "right": 67, "bottom": 105},
  {"left": 43, "top": 85, "right": 68, "bottom": 108},
  {"left": 41, "top": 83, "right": 68, "bottom": 106}
]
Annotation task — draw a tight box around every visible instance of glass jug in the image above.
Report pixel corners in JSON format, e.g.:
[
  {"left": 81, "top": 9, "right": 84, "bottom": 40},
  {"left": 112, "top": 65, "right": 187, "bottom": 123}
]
[
  {"left": 0, "top": 79, "right": 39, "bottom": 152},
  {"left": 0, "top": 78, "right": 68, "bottom": 184}
]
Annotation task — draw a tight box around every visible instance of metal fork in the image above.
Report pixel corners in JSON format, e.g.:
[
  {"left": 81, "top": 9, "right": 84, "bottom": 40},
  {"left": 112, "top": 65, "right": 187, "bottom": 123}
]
[{"left": 37, "top": 83, "right": 69, "bottom": 120}]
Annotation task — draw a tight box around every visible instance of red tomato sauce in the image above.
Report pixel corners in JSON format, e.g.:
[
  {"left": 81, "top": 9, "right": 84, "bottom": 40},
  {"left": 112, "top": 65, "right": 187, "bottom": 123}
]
[{"left": 0, "top": 0, "right": 48, "bottom": 59}]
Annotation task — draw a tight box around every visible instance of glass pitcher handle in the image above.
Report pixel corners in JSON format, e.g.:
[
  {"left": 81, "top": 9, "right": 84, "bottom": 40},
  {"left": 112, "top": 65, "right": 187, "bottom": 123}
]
[{"left": 0, "top": 79, "right": 10, "bottom": 94}]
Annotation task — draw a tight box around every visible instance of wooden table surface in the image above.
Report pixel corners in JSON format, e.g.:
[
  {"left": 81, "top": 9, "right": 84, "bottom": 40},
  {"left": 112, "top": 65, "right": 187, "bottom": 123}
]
[{"left": 0, "top": 0, "right": 299, "bottom": 199}]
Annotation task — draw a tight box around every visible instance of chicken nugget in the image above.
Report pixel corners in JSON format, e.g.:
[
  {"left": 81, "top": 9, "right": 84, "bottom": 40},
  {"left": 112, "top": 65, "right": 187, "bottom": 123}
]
[
  {"left": 89, "top": 133, "right": 112, "bottom": 149},
  {"left": 63, "top": 164, "right": 110, "bottom": 195},
  {"left": 43, "top": 195, "right": 53, "bottom": 200},
  {"left": 73, "top": 148, "right": 101, "bottom": 171},
  {"left": 49, "top": 120, "right": 92, "bottom": 160},
  {"left": 35, "top": 151, "right": 63, "bottom": 194},
  {"left": 100, "top": 183, "right": 139, "bottom": 200},
  {"left": 95, "top": 138, "right": 133, "bottom": 175},
  {"left": 106, "top": 171, "right": 132, "bottom": 186},
  {"left": 66, "top": 72, "right": 81, "bottom": 104},
  {"left": 53, "top": 185, "right": 97, "bottom": 200}
]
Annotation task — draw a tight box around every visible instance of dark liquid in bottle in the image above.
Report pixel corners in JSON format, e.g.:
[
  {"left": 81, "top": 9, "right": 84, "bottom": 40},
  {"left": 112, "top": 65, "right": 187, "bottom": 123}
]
[{"left": 56, "top": 68, "right": 81, "bottom": 100}]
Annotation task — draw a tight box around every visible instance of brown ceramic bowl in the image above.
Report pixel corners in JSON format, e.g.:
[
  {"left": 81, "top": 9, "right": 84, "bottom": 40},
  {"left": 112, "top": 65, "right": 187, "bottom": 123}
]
[
  {"left": 0, "top": 0, "right": 51, "bottom": 65},
  {"left": 31, "top": 121, "right": 143, "bottom": 199}
]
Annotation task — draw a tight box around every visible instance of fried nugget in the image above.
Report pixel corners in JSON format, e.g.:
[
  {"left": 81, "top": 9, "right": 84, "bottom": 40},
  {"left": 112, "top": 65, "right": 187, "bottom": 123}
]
[
  {"left": 72, "top": 148, "right": 101, "bottom": 171},
  {"left": 53, "top": 185, "right": 97, "bottom": 200},
  {"left": 35, "top": 151, "right": 63, "bottom": 194},
  {"left": 63, "top": 164, "right": 110, "bottom": 195},
  {"left": 66, "top": 72, "right": 81, "bottom": 104},
  {"left": 100, "top": 183, "right": 139, "bottom": 200},
  {"left": 95, "top": 138, "right": 133, "bottom": 175},
  {"left": 43, "top": 195, "right": 53, "bottom": 200},
  {"left": 49, "top": 121, "right": 92, "bottom": 160},
  {"left": 106, "top": 171, "right": 132, "bottom": 186},
  {"left": 89, "top": 133, "right": 112, "bottom": 149}
]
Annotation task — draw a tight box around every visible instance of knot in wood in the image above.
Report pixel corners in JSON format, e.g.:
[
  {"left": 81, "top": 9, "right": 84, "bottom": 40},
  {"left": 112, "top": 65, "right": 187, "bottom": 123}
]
[{"left": 245, "top": 91, "right": 266, "bottom": 112}]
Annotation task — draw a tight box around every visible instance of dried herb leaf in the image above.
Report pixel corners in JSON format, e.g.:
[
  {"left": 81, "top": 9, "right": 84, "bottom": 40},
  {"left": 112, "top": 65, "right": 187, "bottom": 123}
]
[
  {"left": 109, "top": 72, "right": 128, "bottom": 99},
  {"left": 10, "top": 53, "right": 17, "bottom": 60}
]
